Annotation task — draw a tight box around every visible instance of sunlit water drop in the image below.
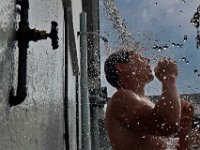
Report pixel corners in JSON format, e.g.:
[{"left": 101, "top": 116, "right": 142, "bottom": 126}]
[{"left": 182, "top": 57, "right": 186, "bottom": 61}]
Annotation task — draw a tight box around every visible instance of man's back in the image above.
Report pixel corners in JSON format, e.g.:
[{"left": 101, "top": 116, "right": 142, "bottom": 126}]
[{"left": 105, "top": 89, "right": 167, "bottom": 150}]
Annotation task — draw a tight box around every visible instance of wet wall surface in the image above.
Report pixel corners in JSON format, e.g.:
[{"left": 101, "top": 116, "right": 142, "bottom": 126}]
[{"left": 0, "top": 0, "right": 65, "bottom": 149}]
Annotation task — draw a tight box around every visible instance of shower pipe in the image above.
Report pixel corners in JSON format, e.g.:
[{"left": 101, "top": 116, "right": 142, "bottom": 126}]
[{"left": 9, "top": 0, "right": 59, "bottom": 106}]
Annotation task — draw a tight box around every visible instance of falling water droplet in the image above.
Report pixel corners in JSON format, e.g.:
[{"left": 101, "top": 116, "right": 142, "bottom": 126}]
[
  {"left": 155, "top": 2, "right": 158, "bottom": 6},
  {"left": 153, "top": 44, "right": 157, "bottom": 50},
  {"left": 163, "top": 45, "right": 168, "bottom": 50},
  {"left": 172, "top": 43, "right": 176, "bottom": 47},
  {"left": 186, "top": 61, "right": 189, "bottom": 64},
  {"left": 182, "top": 57, "right": 186, "bottom": 61},
  {"left": 176, "top": 44, "right": 181, "bottom": 48},
  {"left": 158, "top": 47, "right": 162, "bottom": 51},
  {"left": 179, "top": 10, "right": 183, "bottom": 15},
  {"left": 194, "top": 69, "right": 198, "bottom": 73},
  {"left": 183, "top": 35, "right": 187, "bottom": 42},
  {"left": 180, "top": 44, "right": 183, "bottom": 48},
  {"left": 181, "top": 0, "right": 185, "bottom": 3}
]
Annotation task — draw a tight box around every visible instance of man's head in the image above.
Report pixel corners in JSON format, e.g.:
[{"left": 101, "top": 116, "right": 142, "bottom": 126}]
[{"left": 104, "top": 51, "right": 153, "bottom": 89}]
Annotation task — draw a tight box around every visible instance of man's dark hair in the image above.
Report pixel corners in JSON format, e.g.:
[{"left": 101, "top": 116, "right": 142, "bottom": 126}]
[{"left": 104, "top": 51, "right": 129, "bottom": 88}]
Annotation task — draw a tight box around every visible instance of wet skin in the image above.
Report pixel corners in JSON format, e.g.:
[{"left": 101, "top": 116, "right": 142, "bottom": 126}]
[
  {"left": 106, "top": 90, "right": 167, "bottom": 150},
  {"left": 105, "top": 52, "right": 193, "bottom": 150}
]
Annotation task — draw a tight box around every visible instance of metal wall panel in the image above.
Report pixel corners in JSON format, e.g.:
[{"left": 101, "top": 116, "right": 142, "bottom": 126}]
[{"left": 0, "top": 0, "right": 65, "bottom": 149}]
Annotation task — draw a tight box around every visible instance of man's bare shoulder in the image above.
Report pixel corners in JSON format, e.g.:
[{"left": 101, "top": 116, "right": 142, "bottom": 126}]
[
  {"left": 107, "top": 89, "right": 156, "bottom": 133},
  {"left": 112, "top": 89, "right": 139, "bottom": 101},
  {"left": 109, "top": 89, "right": 141, "bottom": 108}
]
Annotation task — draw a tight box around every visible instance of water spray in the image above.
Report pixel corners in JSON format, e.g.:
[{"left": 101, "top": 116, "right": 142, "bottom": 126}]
[{"left": 191, "top": 5, "right": 200, "bottom": 48}]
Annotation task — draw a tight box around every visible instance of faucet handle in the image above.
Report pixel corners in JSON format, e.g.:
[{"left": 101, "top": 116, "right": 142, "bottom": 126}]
[{"left": 47, "top": 21, "right": 59, "bottom": 50}]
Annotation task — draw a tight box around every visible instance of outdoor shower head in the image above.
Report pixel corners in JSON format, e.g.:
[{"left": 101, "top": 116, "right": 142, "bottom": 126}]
[{"left": 77, "top": 31, "right": 109, "bottom": 43}]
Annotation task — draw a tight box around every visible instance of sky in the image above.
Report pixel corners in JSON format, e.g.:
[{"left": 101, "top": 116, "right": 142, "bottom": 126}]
[{"left": 99, "top": 0, "right": 200, "bottom": 97}]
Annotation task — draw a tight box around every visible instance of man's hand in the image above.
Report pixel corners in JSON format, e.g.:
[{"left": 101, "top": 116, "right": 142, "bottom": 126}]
[{"left": 154, "top": 58, "right": 178, "bottom": 82}]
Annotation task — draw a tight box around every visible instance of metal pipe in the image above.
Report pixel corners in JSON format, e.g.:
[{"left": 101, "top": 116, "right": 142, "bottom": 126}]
[
  {"left": 77, "top": 31, "right": 108, "bottom": 43},
  {"left": 9, "top": 0, "right": 58, "bottom": 106},
  {"left": 64, "top": 8, "right": 70, "bottom": 150},
  {"left": 91, "top": 105, "right": 100, "bottom": 150},
  {"left": 9, "top": 0, "right": 29, "bottom": 106},
  {"left": 80, "top": 12, "right": 91, "bottom": 150}
]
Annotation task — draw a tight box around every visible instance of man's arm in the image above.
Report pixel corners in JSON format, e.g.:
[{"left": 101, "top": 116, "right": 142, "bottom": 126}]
[
  {"left": 152, "top": 59, "right": 181, "bottom": 135},
  {"left": 112, "top": 88, "right": 179, "bottom": 136},
  {"left": 184, "top": 128, "right": 200, "bottom": 150},
  {"left": 178, "top": 101, "right": 194, "bottom": 150}
]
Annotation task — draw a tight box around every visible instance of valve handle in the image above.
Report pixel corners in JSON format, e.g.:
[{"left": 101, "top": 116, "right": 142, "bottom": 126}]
[{"left": 47, "top": 21, "right": 59, "bottom": 49}]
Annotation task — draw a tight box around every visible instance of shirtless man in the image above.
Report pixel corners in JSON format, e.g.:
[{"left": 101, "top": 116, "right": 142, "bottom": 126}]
[{"left": 104, "top": 51, "right": 196, "bottom": 150}]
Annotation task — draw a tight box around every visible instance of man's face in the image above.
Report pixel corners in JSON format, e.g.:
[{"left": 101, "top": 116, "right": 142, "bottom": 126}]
[{"left": 124, "top": 52, "right": 154, "bottom": 83}]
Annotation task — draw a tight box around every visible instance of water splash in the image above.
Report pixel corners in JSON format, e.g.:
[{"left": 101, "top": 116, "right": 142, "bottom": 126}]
[
  {"left": 104, "top": 41, "right": 112, "bottom": 56},
  {"left": 103, "top": 0, "right": 131, "bottom": 44},
  {"left": 103, "top": 0, "right": 141, "bottom": 52},
  {"left": 166, "top": 137, "right": 179, "bottom": 150}
]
